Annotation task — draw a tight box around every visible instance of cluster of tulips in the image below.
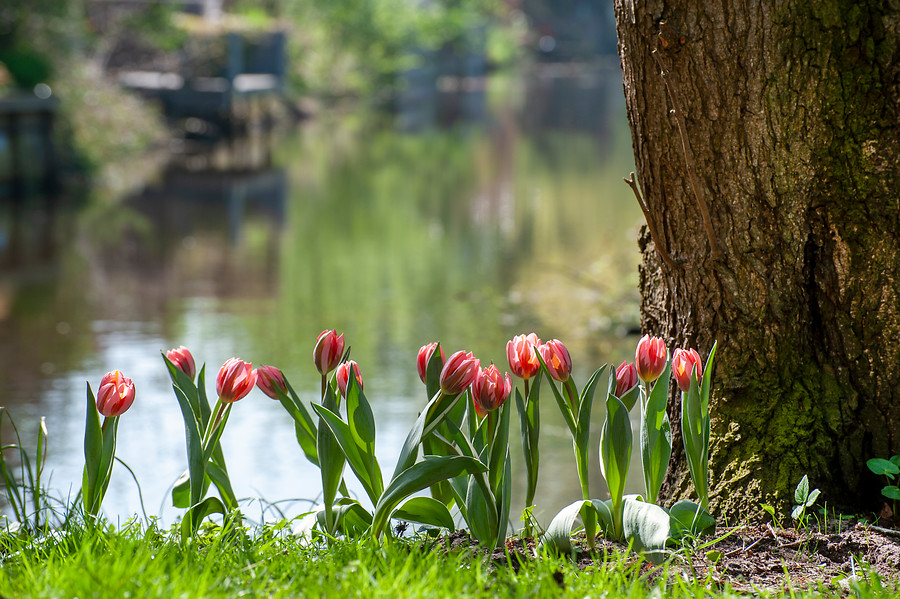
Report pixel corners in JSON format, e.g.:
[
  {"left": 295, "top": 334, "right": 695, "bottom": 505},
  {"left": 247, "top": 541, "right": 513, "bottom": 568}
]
[{"left": 81, "top": 330, "right": 717, "bottom": 554}]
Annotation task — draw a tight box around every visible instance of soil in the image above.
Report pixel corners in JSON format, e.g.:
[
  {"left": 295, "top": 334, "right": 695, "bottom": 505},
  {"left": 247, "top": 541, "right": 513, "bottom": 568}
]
[{"left": 442, "top": 518, "right": 900, "bottom": 594}]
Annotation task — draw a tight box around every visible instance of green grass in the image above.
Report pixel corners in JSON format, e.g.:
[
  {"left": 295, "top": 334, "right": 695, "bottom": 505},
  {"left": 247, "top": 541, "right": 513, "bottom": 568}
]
[{"left": 0, "top": 519, "right": 890, "bottom": 599}]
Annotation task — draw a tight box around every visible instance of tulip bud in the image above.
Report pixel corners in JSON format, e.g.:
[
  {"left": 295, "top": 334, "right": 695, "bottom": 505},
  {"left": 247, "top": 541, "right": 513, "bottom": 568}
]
[
  {"left": 672, "top": 348, "right": 703, "bottom": 392},
  {"left": 506, "top": 333, "right": 543, "bottom": 380},
  {"left": 539, "top": 339, "right": 572, "bottom": 382},
  {"left": 635, "top": 334, "right": 667, "bottom": 382},
  {"left": 416, "top": 342, "right": 445, "bottom": 384},
  {"left": 472, "top": 363, "right": 512, "bottom": 416},
  {"left": 166, "top": 346, "right": 196, "bottom": 380},
  {"left": 216, "top": 358, "right": 257, "bottom": 403},
  {"left": 615, "top": 361, "right": 639, "bottom": 397},
  {"left": 314, "top": 329, "right": 344, "bottom": 376},
  {"left": 440, "top": 350, "right": 480, "bottom": 395},
  {"left": 256, "top": 365, "right": 287, "bottom": 399},
  {"left": 336, "top": 360, "right": 363, "bottom": 398},
  {"left": 96, "top": 370, "right": 136, "bottom": 417}
]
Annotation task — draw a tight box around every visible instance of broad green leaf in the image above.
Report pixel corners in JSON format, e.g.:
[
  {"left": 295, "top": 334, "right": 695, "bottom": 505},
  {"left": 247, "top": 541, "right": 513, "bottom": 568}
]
[
  {"left": 172, "top": 383, "right": 206, "bottom": 507},
  {"left": 313, "top": 402, "right": 383, "bottom": 505},
  {"left": 882, "top": 485, "right": 900, "bottom": 500},
  {"left": 541, "top": 499, "right": 615, "bottom": 553},
  {"left": 82, "top": 384, "right": 103, "bottom": 514},
  {"left": 599, "top": 393, "right": 632, "bottom": 537},
  {"left": 622, "top": 497, "right": 671, "bottom": 563},
  {"left": 373, "top": 455, "right": 487, "bottom": 540},
  {"left": 495, "top": 452, "right": 512, "bottom": 548},
  {"left": 700, "top": 341, "right": 718, "bottom": 419},
  {"left": 466, "top": 474, "right": 498, "bottom": 546},
  {"left": 162, "top": 353, "right": 201, "bottom": 423},
  {"left": 392, "top": 496, "right": 455, "bottom": 532},
  {"left": 206, "top": 461, "right": 237, "bottom": 511},
  {"left": 794, "top": 475, "right": 810, "bottom": 504},
  {"left": 317, "top": 384, "right": 345, "bottom": 533},
  {"left": 618, "top": 384, "right": 641, "bottom": 412},
  {"left": 867, "top": 458, "right": 900, "bottom": 477},
  {"left": 201, "top": 403, "right": 232, "bottom": 464},
  {"left": 487, "top": 401, "right": 511, "bottom": 493},
  {"left": 536, "top": 355, "right": 576, "bottom": 436},
  {"left": 277, "top": 379, "right": 318, "bottom": 466},
  {"left": 181, "top": 496, "right": 226, "bottom": 542},
  {"left": 172, "top": 470, "right": 191, "bottom": 508},
  {"left": 641, "top": 363, "right": 671, "bottom": 505},
  {"left": 345, "top": 371, "right": 376, "bottom": 446},
  {"left": 316, "top": 498, "right": 373, "bottom": 537},
  {"left": 682, "top": 372, "right": 708, "bottom": 508},
  {"left": 391, "top": 388, "right": 462, "bottom": 481},
  {"left": 891, "top": 455, "right": 900, "bottom": 468},
  {"left": 668, "top": 499, "right": 716, "bottom": 538},
  {"left": 577, "top": 365, "right": 607, "bottom": 420},
  {"left": 196, "top": 365, "right": 212, "bottom": 427},
  {"left": 93, "top": 415, "right": 120, "bottom": 514}
]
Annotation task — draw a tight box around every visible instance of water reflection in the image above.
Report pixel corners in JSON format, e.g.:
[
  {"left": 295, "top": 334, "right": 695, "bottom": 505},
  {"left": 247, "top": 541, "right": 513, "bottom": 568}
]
[{"left": 0, "top": 68, "right": 644, "bottom": 525}]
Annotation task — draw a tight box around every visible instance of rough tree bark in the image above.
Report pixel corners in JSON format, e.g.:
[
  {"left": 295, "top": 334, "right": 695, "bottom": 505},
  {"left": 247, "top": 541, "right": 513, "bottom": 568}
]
[{"left": 613, "top": 1, "right": 900, "bottom": 518}]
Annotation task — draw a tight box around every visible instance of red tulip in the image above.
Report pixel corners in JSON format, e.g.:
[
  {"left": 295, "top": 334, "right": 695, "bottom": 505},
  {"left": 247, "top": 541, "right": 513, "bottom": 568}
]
[
  {"left": 615, "top": 361, "right": 639, "bottom": 397},
  {"left": 416, "top": 342, "right": 445, "bottom": 384},
  {"left": 506, "top": 333, "right": 543, "bottom": 380},
  {"left": 336, "top": 360, "right": 363, "bottom": 398},
  {"left": 314, "top": 329, "right": 344, "bottom": 376},
  {"left": 539, "top": 339, "right": 572, "bottom": 382},
  {"left": 672, "top": 348, "right": 703, "bottom": 392},
  {"left": 256, "top": 365, "right": 287, "bottom": 399},
  {"left": 472, "top": 364, "right": 512, "bottom": 416},
  {"left": 96, "top": 370, "right": 136, "bottom": 417},
  {"left": 440, "top": 350, "right": 480, "bottom": 395},
  {"left": 635, "top": 334, "right": 667, "bottom": 382},
  {"left": 216, "top": 358, "right": 257, "bottom": 403},
  {"left": 166, "top": 346, "right": 196, "bottom": 380}
]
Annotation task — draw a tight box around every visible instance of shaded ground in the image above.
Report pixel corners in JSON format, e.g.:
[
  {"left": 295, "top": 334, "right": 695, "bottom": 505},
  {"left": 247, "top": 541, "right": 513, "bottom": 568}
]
[{"left": 443, "top": 519, "right": 900, "bottom": 594}]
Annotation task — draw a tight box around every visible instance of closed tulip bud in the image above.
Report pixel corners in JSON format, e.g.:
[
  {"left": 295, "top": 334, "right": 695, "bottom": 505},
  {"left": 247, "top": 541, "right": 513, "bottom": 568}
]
[
  {"left": 256, "top": 365, "right": 287, "bottom": 399},
  {"left": 615, "top": 361, "right": 639, "bottom": 397},
  {"left": 336, "top": 360, "right": 363, "bottom": 398},
  {"left": 314, "top": 329, "right": 344, "bottom": 376},
  {"left": 539, "top": 339, "right": 572, "bottom": 382},
  {"left": 506, "top": 333, "right": 543, "bottom": 380},
  {"left": 96, "top": 370, "right": 136, "bottom": 417},
  {"left": 166, "top": 345, "right": 196, "bottom": 380},
  {"left": 672, "top": 348, "right": 703, "bottom": 392},
  {"left": 440, "top": 350, "right": 480, "bottom": 395},
  {"left": 416, "top": 342, "right": 445, "bottom": 384},
  {"left": 472, "top": 363, "right": 512, "bottom": 416},
  {"left": 635, "top": 334, "right": 667, "bottom": 382},
  {"left": 216, "top": 358, "right": 257, "bottom": 403}
]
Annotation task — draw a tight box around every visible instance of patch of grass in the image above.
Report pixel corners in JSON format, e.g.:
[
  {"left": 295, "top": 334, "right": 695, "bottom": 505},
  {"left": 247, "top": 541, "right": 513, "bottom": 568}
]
[{"left": 0, "top": 519, "right": 888, "bottom": 598}]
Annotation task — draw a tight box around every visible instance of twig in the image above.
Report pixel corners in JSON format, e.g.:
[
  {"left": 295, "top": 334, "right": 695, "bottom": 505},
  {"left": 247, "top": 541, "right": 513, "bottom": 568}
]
[
  {"left": 859, "top": 523, "right": 900, "bottom": 539},
  {"left": 724, "top": 536, "right": 763, "bottom": 557},
  {"left": 624, "top": 172, "right": 677, "bottom": 270},
  {"left": 651, "top": 47, "right": 724, "bottom": 264}
]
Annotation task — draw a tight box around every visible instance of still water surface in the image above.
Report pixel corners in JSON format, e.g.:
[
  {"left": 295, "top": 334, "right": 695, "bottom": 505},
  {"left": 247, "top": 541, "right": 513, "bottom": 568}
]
[{"left": 1, "top": 69, "right": 645, "bottom": 526}]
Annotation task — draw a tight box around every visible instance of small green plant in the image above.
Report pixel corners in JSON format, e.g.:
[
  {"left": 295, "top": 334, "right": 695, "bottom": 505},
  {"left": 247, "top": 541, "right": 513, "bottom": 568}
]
[
  {"left": 0, "top": 409, "right": 49, "bottom": 531},
  {"left": 791, "top": 474, "right": 821, "bottom": 529},
  {"left": 866, "top": 455, "right": 900, "bottom": 516}
]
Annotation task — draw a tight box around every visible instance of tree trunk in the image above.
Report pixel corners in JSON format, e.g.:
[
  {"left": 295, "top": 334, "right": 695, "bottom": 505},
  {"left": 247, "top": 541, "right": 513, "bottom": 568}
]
[{"left": 613, "top": 0, "right": 900, "bottom": 518}]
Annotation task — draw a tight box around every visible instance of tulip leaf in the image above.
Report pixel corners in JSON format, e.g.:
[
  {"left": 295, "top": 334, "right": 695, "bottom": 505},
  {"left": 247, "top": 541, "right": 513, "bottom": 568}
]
[
  {"left": 373, "top": 455, "right": 487, "bottom": 541},
  {"left": 196, "top": 365, "right": 212, "bottom": 428},
  {"left": 94, "top": 415, "right": 120, "bottom": 513},
  {"left": 273, "top": 379, "right": 318, "bottom": 466},
  {"left": 317, "top": 385, "right": 346, "bottom": 534},
  {"left": 162, "top": 354, "right": 201, "bottom": 422},
  {"left": 393, "top": 496, "right": 455, "bottom": 532},
  {"left": 495, "top": 452, "right": 513, "bottom": 548},
  {"left": 206, "top": 460, "right": 237, "bottom": 511},
  {"left": 201, "top": 403, "right": 232, "bottom": 464},
  {"left": 682, "top": 371, "right": 708, "bottom": 509},
  {"left": 541, "top": 499, "right": 615, "bottom": 553},
  {"left": 622, "top": 497, "right": 671, "bottom": 563},
  {"left": 641, "top": 363, "right": 672, "bottom": 505},
  {"left": 669, "top": 499, "right": 716, "bottom": 538},
  {"left": 536, "top": 355, "right": 577, "bottom": 437},
  {"left": 172, "top": 470, "right": 191, "bottom": 508},
  {"left": 599, "top": 393, "right": 632, "bottom": 538},
  {"left": 313, "top": 402, "right": 383, "bottom": 505},
  {"left": 316, "top": 498, "right": 373, "bottom": 537},
  {"left": 181, "top": 496, "right": 226, "bottom": 542},
  {"left": 82, "top": 384, "right": 103, "bottom": 515},
  {"left": 465, "top": 472, "right": 498, "bottom": 546},
  {"left": 391, "top": 388, "right": 462, "bottom": 481},
  {"left": 487, "top": 401, "right": 511, "bottom": 493},
  {"left": 577, "top": 365, "right": 607, "bottom": 421},
  {"left": 345, "top": 372, "right": 376, "bottom": 446},
  {"left": 172, "top": 383, "right": 206, "bottom": 507}
]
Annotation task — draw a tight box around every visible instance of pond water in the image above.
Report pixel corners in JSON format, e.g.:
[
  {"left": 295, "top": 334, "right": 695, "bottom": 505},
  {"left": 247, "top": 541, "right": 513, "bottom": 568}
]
[{"left": 0, "top": 68, "right": 645, "bottom": 527}]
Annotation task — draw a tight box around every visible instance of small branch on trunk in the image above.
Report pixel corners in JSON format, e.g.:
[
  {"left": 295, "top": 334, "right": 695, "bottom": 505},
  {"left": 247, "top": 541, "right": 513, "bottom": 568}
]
[
  {"left": 624, "top": 172, "right": 678, "bottom": 270},
  {"left": 652, "top": 47, "right": 724, "bottom": 265}
]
